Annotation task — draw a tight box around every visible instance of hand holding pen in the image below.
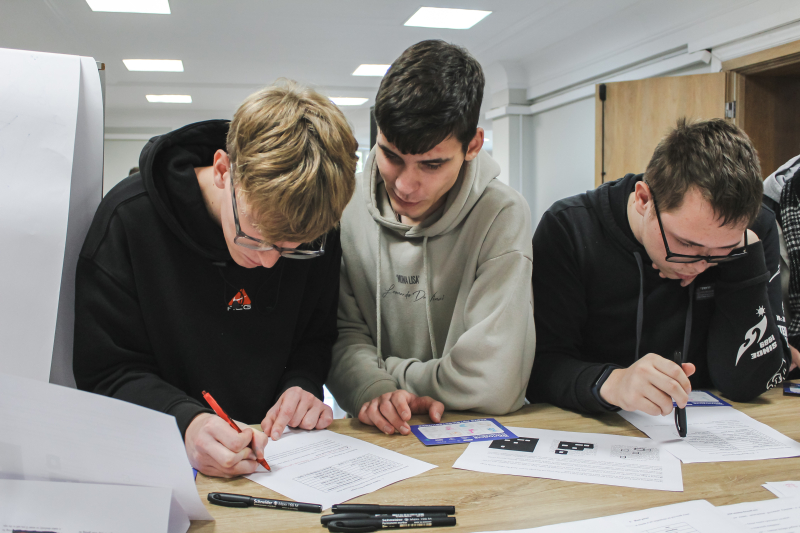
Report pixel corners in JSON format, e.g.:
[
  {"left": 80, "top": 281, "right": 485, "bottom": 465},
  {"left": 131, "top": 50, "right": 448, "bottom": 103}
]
[{"left": 182, "top": 391, "right": 271, "bottom": 478}]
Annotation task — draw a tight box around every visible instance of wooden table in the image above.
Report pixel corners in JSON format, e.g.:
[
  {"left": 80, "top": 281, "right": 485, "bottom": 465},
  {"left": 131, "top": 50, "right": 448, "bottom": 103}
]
[{"left": 190, "top": 387, "right": 800, "bottom": 532}]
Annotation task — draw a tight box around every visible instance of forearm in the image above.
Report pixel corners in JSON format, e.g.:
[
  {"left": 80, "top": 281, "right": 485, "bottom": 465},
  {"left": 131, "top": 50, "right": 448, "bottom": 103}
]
[
  {"left": 328, "top": 340, "right": 398, "bottom": 415},
  {"left": 528, "top": 352, "right": 615, "bottom": 414},
  {"left": 708, "top": 240, "right": 788, "bottom": 400},
  {"left": 385, "top": 252, "right": 535, "bottom": 415}
]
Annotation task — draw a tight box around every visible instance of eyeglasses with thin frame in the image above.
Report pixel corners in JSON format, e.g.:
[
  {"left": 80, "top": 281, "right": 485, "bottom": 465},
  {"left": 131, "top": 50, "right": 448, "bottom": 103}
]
[
  {"left": 646, "top": 181, "right": 747, "bottom": 264},
  {"left": 229, "top": 172, "right": 326, "bottom": 259}
]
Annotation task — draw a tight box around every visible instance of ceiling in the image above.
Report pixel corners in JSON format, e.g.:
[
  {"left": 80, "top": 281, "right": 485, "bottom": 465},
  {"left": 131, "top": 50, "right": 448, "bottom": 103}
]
[{"left": 0, "top": 0, "right": 784, "bottom": 147}]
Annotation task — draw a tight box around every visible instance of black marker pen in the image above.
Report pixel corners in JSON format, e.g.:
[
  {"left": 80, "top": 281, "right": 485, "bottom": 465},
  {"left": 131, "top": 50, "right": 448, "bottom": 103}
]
[
  {"left": 331, "top": 504, "right": 455, "bottom": 515},
  {"left": 322, "top": 513, "right": 447, "bottom": 526},
  {"left": 208, "top": 492, "right": 322, "bottom": 513},
  {"left": 328, "top": 517, "right": 456, "bottom": 532}
]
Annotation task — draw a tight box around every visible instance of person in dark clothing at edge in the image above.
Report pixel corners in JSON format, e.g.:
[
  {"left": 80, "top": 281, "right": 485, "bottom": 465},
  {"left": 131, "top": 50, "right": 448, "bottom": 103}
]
[
  {"left": 73, "top": 81, "right": 358, "bottom": 477},
  {"left": 528, "top": 118, "right": 790, "bottom": 416}
]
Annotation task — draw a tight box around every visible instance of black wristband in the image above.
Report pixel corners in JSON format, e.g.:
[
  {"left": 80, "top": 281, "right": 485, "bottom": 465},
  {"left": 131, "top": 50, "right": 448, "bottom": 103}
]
[{"left": 591, "top": 365, "right": 621, "bottom": 412}]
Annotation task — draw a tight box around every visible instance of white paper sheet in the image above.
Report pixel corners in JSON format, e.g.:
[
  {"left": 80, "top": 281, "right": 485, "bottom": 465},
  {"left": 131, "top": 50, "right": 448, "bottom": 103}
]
[
  {"left": 49, "top": 55, "right": 104, "bottom": 388},
  {"left": 0, "top": 48, "right": 80, "bottom": 382},
  {"left": 0, "top": 372, "right": 212, "bottom": 523},
  {"left": 474, "top": 500, "right": 749, "bottom": 533},
  {"left": 721, "top": 496, "right": 800, "bottom": 532},
  {"left": 452, "top": 426, "right": 683, "bottom": 492},
  {"left": 246, "top": 429, "right": 436, "bottom": 510},
  {"left": 619, "top": 406, "right": 800, "bottom": 463},
  {"left": 763, "top": 481, "right": 800, "bottom": 498},
  {"left": 0, "top": 479, "right": 182, "bottom": 533}
]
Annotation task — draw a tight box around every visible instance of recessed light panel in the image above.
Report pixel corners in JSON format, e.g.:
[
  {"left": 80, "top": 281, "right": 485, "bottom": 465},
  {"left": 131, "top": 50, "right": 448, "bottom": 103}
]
[
  {"left": 352, "top": 64, "right": 390, "bottom": 77},
  {"left": 330, "top": 97, "right": 368, "bottom": 106},
  {"left": 404, "top": 7, "right": 491, "bottom": 29},
  {"left": 146, "top": 94, "right": 191, "bottom": 103},
  {"left": 86, "top": 0, "right": 171, "bottom": 14},
  {"left": 123, "top": 59, "right": 183, "bottom": 72}
]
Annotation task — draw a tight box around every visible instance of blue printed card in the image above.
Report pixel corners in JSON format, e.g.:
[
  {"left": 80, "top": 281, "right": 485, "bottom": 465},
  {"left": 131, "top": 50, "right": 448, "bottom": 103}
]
[
  {"left": 410, "top": 418, "right": 516, "bottom": 446},
  {"left": 784, "top": 382, "right": 800, "bottom": 397},
  {"left": 672, "top": 390, "right": 730, "bottom": 407}
]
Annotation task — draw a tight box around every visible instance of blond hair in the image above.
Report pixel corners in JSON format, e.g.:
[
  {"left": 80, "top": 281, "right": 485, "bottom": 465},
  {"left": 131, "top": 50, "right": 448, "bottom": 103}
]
[{"left": 227, "top": 80, "right": 358, "bottom": 244}]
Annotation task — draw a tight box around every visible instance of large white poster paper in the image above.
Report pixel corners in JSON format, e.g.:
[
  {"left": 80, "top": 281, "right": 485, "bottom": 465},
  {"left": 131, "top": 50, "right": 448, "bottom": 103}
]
[
  {"left": 0, "top": 48, "right": 103, "bottom": 385},
  {"left": 0, "top": 372, "right": 212, "bottom": 525}
]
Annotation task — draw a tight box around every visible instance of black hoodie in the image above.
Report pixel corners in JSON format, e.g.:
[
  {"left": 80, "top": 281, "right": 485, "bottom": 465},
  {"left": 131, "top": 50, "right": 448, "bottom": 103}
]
[
  {"left": 74, "top": 120, "right": 340, "bottom": 437},
  {"left": 527, "top": 173, "right": 789, "bottom": 413}
]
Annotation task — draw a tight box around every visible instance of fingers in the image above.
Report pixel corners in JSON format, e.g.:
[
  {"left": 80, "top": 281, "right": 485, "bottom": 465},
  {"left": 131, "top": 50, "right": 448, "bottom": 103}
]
[
  {"left": 379, "top": 393, "right": 409, "bottom": 434},
  {"left": 682, "top": 363, "right": 696, "bottom": 378},
  {"left": 410, "top": 396, "right": 444, "bottom": 422},
  {"left": 209, "top": 418, "right": 254, "bottom": 453},
  {"left": 260, "top": 408, "right": 277, "bottom": 441},
  {"left": 390, "top": 392, "right": 413, "bottom": 421},
  {"left": 270, "top": 391, "right": 302, "bottom": 441},
  {"left": 315, "top": 405, "right": 334, "bottom": 430},
  {"left": 363, "top": 396, "right": 396, "bottom": 434},
  {"left": 250, "top": 428, "right": 269, "bottom": 462},
  {"left": 297, "top": 401, "right": 325, "bottom": 430}
]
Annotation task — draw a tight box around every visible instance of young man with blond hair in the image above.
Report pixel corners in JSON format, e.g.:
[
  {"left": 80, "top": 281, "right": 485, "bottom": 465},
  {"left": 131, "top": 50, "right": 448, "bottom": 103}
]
[
  {"left": 327, "top": 40, "right": 536, "bottom": 434},
  {"left": 74, "top": 81, "right": 358, "bottom": 477}
]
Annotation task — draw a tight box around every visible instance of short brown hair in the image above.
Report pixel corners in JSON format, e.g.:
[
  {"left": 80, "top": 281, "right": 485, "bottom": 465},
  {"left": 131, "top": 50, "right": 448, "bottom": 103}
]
[
  {"left": 227, "top": 80, "right": 358, "bottom": 244},
  {"left": 374, "top": 40, "right": 484, "bottom": 154},
  {"left": 644, "top": 118, "right": 762, "bottom": 227}
]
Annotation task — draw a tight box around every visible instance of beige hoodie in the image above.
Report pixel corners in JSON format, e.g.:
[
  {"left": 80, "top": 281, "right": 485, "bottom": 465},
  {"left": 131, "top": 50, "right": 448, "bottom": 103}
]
[{"left": 327, "top": 147, "right": 536, "bottom": 416}]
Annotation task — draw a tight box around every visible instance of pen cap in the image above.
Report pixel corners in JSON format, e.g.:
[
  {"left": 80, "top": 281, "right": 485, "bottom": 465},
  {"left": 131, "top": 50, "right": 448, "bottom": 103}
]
[{"left": 208, "top": 493, "right": 251, "bottom": 508}]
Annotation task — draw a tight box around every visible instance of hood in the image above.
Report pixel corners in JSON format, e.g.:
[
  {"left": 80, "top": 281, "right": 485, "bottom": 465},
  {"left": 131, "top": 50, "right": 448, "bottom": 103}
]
[
  {"left": 139, "top": 119, "right": 231, "bottom": 262},
  {"left": 587, "top": 173, "right": 647, "bottom": 257},
  {"left": 360, "top": 146, "right": 500, "bottom": 238}
]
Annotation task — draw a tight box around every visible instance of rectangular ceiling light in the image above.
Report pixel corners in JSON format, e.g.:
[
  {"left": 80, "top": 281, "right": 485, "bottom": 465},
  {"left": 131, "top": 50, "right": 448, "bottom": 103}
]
[
  {"left": 404, "top": 7, "right": 491, "bottom": 29},
  {"left": 330, "top": 97, "right": 368, "bottom": 106},
  {"left": 123, "top": 59, "right": 183, "bottom": 72},
  {"left": 352, "top": 64, "right": 390, "bottom": 77},
  {"left": 146, "top": 94, "right": 191, "bottom": 103},
  {"left": 86, "top": 0, "right": 170, "bottom": 14}
]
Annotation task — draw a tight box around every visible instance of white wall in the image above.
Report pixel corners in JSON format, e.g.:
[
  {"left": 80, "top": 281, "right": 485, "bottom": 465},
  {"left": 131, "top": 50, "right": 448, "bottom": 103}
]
[
  {"left": 526, "top": 97, "right": 595, "bottom": 229},
  {"left": 103, "top": 139, "right": 148, "bottom": 195}
]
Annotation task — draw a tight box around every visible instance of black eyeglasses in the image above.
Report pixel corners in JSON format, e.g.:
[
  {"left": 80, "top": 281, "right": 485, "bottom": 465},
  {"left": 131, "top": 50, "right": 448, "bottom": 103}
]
[
  {"left": 229, "top": 172, "right": 326, "bottom": 259},
  {"left": 647, "top": 182, "right": 747, "bottom": 264}
]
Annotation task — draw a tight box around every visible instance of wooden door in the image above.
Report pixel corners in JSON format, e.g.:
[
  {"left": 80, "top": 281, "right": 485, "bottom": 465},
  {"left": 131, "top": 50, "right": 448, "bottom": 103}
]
[
  {"left": 595, "top": 73, "right": 727, "bottom": 187},
  {"left": 724, "top": 40, "right": 800, "bottom": 178}
]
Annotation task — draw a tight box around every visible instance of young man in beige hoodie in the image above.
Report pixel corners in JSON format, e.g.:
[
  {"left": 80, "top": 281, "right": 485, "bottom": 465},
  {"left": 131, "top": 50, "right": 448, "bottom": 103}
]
[{"left": 327, "top": 40, "right": 536, "bottom": 435}]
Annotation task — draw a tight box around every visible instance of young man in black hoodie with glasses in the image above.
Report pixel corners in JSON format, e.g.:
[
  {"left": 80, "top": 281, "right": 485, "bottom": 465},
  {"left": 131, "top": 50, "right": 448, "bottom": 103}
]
[
  {"left": 74, "top": 81, "right": 358, "bottom": 477},
  {"left": 528, "top": 118, "right": 789, "bottom": 416}
]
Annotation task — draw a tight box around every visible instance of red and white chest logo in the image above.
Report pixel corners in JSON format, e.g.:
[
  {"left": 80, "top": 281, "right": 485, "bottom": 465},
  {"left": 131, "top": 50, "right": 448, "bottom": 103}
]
[{"left": 228, "top": 289, "right": 251, "bottom": 311}]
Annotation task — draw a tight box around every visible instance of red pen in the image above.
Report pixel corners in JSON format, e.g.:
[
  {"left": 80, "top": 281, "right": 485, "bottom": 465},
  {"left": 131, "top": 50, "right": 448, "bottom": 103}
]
[{"left": 202, "top": 390, "right": 271, "bottom": 471}]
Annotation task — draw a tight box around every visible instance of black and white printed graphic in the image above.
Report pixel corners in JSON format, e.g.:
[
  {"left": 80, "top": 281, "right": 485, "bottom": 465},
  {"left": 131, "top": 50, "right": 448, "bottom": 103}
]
[
  {"left": 489, "top": 437, "right": 538, "bottom": 453},
  {"left": 552, "top": 441, "right": 595, "bottom": 456},
  {"left": 612, "top": 445, "right": 659, "bottom": 461}
]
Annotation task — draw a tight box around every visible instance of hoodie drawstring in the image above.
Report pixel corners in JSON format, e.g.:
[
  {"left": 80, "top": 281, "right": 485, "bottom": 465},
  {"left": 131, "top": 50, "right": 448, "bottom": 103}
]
[
  {"left": 376, "top": 227, "right": 383, "bottom": 368},
  {"left": 633, "top": 251, "right": 645, "bottom": 360},
  {"left": 423, "top": 235, "right": 438, "bottom": 359},
  {"left": 633, "top": 250, "right": 695, "bottom": 363}
]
